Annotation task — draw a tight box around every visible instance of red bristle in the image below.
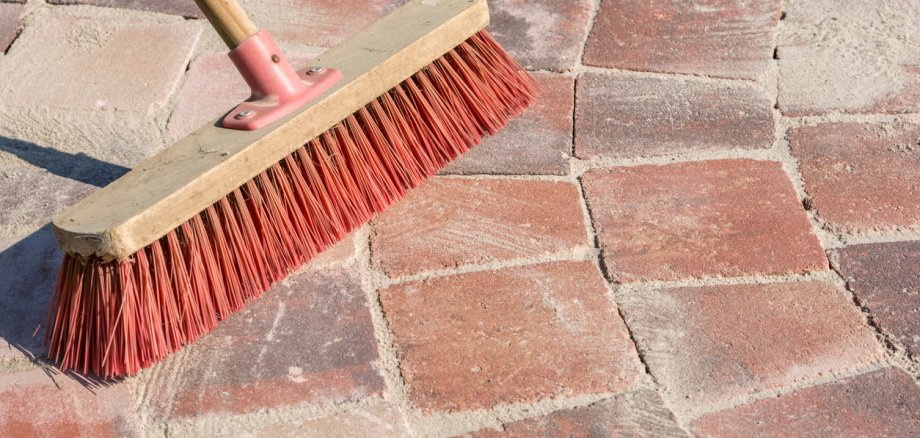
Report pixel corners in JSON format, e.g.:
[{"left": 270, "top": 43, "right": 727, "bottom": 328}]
[{"left": 46, "top": 30, "right": 538, "bottom": 377}]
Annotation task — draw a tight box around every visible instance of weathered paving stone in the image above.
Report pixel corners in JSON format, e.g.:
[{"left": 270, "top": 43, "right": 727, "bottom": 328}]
[
  {"left": 145, "top": 270, "right": 384, "bottom": 418},
  {"left": 0, "top": 161, "right": 98, "bottom": 237},
  {"left": 575, "top": 73, "right": 775, "bottom": 159},
  {"left": 617, "top": 281, "right": 884, "bottom": 412},
  {"left": 371, "top": 178, "right": 588, "bottom": 277},
  {"left": 0, "top": 9, "right": 199, "bottom": 112},
  {"left": 244, "top": 403, "right": 411, "bottom": 438},
  {"left": 0, "top": 2, "right": 22, "bottom": 53},
  {"left": 837, "top": 241, "right": 920, "bottom": 359},
  {"left": 0, "top": 368, "right": 141, "bottom": 437},
  {"left": 790, "top": 122, "right": 920, "bottom": 233},
  {"left": 584, "top": 0, "right": 781, "bottom": 80},
  {"left": 380, "top": 261, "right": 644, "bottom": 412},
  {"left": 582, "top": 159, "right": 827, "bottom": 282},
  {"left": 692, "top": 367, "right": 920, "bottom": 437},
  {"left": 444, "top": 72, "right": 573, "bottom": 175},
  {"left": 488, "top": 0, "right": 593, "bottom": 71},
  {"left": 469, "top": 390, "right": 686, "bottom": 437},
  {"left": 0, "top": 228, "right": 62, "bottom": 365},
  {"left": 46, "top": 1, "right": 202, "bottom": 18},
  {"left": 239, "top": 0, "right": 401, "bottom": 47},
  {"left": 777, "top": 0, "right": 920, "bottom": 116}
]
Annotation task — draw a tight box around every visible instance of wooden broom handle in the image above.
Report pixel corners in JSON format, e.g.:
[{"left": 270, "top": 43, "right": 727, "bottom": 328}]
[{"left": 194, "top": 0, "right": 259, "bottom": 49}]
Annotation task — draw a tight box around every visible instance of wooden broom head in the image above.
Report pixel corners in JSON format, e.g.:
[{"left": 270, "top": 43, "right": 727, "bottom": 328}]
[{"left": 52, "top": 0, "right": 493, "bottom": 262}]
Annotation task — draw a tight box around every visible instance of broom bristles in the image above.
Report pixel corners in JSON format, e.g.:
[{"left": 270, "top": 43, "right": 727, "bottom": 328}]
[{"left": 46, "top": 31, "right": 538, "bottom": 377}]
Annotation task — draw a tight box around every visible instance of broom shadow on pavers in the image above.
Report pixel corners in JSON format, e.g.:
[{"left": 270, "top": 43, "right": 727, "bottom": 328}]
[{"left": 0, "top": 137, "right": 130, "bottom": 389}]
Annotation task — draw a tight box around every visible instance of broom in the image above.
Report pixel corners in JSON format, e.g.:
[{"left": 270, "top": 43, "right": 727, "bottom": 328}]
[{"left": 45, "top": 0, "right": 537, "bottom": 377}]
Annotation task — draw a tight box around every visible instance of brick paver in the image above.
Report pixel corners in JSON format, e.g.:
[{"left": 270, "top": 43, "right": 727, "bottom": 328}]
[
  {"left": 46, "top": 0, "right": 201, "bottom": 18},
  {"left": 444, "top": 72, "right": 572, "bottom": 175},
  {"left": 0, "top": 2, "right": 22, "bottom": 53},
  {"left": 0, "top": 368, "right": 141, "bottom": 436},
  {"left": 692, "top": 368, "right": 920, "bottom": 437},
  {"left": 241, "top": 0, "right": 401, "bottom": 47},
  {"left": 837, "top": 241, "right": 920, "bottom": 359},
  {"left": 584, "top": 0, "right": 781, "bottom": 80},
  {"left": 618, "top": 281, "right": 883, "bottom": 410},
  {"left": 145, "top": 270, "right": 383, "bottom": 419},
  {"left": 246, "top": 403, "right": 410, "bottom": 438},
  {"left": 0, "top": 9, "right": 199, "bottom": 112},
  {"left": 777, "top": 0, "right": 920, "bottom": 116},
  {"left": 371, "top": 178, "right": 588, "bottom": 277},
  {"left": 469, "top": 390, "right": 686, "bottom": 437},
  {"left": 575, "top": 74, "right": 774, "bottom": 159},
  {"left": 380, "top": 261, "right": 643, "bottom": 412},
  {"left": 488, "top": 0, "right": 593, "bottom": 71},
  {"left": 790, "top": 122, "right": 920, "bottom": 233},
  {"left": 0, "top": 162, "right": 96, "bottom": 237},
  {"left": 583, "top": 160, "right": 827, "bottom": 282}
]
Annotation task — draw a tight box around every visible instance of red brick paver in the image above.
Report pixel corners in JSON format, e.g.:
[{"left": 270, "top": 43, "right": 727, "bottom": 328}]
[
  {"left": 0, "top": 2, "right": 22, "bottom": 53},
  {"left": 0, "top": 369, "right": 141, "bottom": 437},
  {"left": 444, "top": 72, "right": 572, "bottom": 175},
  {"left": 575, "top": 74, "right": 774, "bottom": 159},
  {"left": 469, "top": 390, "right": 686, "bottom": 437},
  {"left": 617, "top": 281, "right": 884, "bottom": 409},
  {"left": 371, "top": 178, "right": 588, "bottom": 277},
  {"left": 0, "top": 9, "right": 199, "bottom": 112},
  {"left": 488, "top": 0, "right": 593, "bottom": 71},
  {"left": 692, "top": 367, "right": 920, "bottom": 437},
  {"left": 46, "top": 0, "right": 201, "bottom": 18},
  {"left": 790, "top": 123, "right": 920, "bottom": 233},
  {"left": 380, "top": 261, "right": 643, "bottom": 412},
  {"left": 584, "top": 0, "right": 781, "bottom": 80},
  {"left": 145, "top": 270, "right": 383, "bottom": 419},
  {"left": 582, "top": 160, "right": 827, "bottom": 283},
  {"left": 777, "top": 0, "right": 920, "bottom": 116},
  {"left": 837, "top": 241, "right": 920, "bottom": 359}
]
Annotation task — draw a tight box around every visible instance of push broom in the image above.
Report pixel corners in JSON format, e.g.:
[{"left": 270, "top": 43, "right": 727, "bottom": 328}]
[{"left": 45, "top": 0, "right": 536, "bottom": 377}]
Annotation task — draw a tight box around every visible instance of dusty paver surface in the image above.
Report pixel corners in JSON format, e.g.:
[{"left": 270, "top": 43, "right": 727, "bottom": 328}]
[{"left": 1, "top": 0, "right": 919, "bottom": 436}]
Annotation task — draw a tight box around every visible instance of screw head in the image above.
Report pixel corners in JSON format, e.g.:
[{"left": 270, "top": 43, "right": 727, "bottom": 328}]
[
  {"left": 271, "top": 54, "right": 281, "bottom": 63},
  {"left": 306, "top": 66, "right": 325, "bottom": 75},
  {"left": 236, "top": 110, "right": 255, "bottom": 119}
]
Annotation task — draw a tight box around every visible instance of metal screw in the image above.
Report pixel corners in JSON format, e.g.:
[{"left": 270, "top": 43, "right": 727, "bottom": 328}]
[
  {"left": 306, "top": 66, "right": 325, "bottom": 75},
  {"left": 236, "top": 110, "right": 255, "bottom": 119},
  {"left": 271, "top": 54, "right": 281, "bottom": 63}
]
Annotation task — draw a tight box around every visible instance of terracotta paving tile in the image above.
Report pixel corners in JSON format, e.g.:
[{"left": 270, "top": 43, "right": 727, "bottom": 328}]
[
  {"left": 692, "top": 367, "right": 920, "bottom": 437},
  {"left": 837, "top": 241, "right": 920, "bottom": 359},
  {"left": 575, "top": 73, "right": 774, "bottom": 159},
  {"left": 617, "top": 281, "right": 884, "bottom": 410},
  {"left": 584, "top": 0, "right": 781, "bottom": 80},
  {"left": 380, "top": 261, "right": 643, "bottom": 412},
  {"left": 790, "top": 122, "right": 920, "bottom": 233},
  {"left": 777, "top": 0, "right": 920, "bottom": 116},
  {"left": 239, "top": 0, "right": 401, "bottom": 47},
  {"left": 247, "top": 403, "right": 410, "bottom": 438},
  {"left": 487, "top": 0, "right": 593, "bottom": 71},
  {"left": 144, "top": 270, "right": 384, "bottom": 419},
  {"left": 0, "top": 228, "right": 61, "bottom": 365},
  {"left": 371, "top": 178, "right": 588, "bottom": 277},
  {"left": 0, "top": 2, "right": 22, "bottom": 53},
  {"left": 468, "top": 390, "right": 686, "bottom": 437},
  {"left": 0, "top": 9, "right": 199, "bottom": 112},
  {"left": 0, "top": 368, "right": 141, "bottom": 437},
  {"left": 443, "top": 72, "right": 573, "bottom": 175},
  {"left": 582, "top": 159, "right": 827, "bottom": 283},
  {"left": 46, "top": 0, "right": 202, "bottom": 18},
  {"left": 165, "top": 50, "right": 321, "bottom": 141}
]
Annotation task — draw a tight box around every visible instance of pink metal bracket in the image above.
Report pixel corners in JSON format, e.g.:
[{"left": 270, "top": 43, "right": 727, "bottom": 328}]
[{"left": 222, "top": 30, "right": 342, "bottom": 130}]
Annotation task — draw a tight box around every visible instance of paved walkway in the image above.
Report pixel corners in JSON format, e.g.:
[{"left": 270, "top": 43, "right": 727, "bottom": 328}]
[{"left": 1, "top": 0, "right": 918, "bottom": 436}]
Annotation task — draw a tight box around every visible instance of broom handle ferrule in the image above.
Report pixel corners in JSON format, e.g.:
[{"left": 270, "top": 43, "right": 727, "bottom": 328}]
[{"left": 194, "top": 0, "right": 259, "bottom": 49}]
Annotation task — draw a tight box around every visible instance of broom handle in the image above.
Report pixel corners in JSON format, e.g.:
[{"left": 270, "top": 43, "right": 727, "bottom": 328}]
[{"left": 194, "top": 0, "right": 259, "bottom": 49}]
